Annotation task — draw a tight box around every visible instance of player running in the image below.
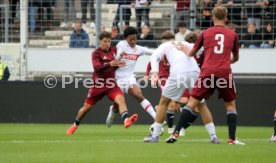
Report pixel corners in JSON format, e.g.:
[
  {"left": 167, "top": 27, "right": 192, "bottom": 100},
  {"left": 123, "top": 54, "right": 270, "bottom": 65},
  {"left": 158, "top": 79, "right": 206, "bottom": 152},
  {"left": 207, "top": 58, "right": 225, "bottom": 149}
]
[
  {"left": 166, "top": 6, "right": 245, "bottom": 145},
  {"left": 66, "top": 31, "right": 138, "bottom": 135},
  {"left": 144, "top": 31, "right": 201, "bottom": 143},
  {"left": 106, "top": 26, "right": 156, "bottom": 127}
]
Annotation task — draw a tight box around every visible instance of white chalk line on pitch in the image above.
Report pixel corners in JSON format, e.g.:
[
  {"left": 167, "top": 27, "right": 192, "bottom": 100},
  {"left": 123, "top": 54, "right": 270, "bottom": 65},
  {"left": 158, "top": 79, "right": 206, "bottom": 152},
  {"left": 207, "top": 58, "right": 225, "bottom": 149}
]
[{"left": 0, "top": 139, "right": 270, "bottom": 144}]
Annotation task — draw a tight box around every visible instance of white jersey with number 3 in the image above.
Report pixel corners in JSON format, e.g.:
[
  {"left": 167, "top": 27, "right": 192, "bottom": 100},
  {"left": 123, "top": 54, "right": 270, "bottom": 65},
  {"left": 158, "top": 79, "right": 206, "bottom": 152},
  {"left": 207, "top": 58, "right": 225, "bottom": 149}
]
[{"left": 116, "top": 40, "right": 154, "bottom": 78}]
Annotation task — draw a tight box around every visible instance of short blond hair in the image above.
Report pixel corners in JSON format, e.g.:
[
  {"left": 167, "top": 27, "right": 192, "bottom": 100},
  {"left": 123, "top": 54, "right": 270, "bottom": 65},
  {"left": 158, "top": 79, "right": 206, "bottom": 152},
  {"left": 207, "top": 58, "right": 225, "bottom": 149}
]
[{"left": 212, "top": 6, "right": 228, "bottom": 20}]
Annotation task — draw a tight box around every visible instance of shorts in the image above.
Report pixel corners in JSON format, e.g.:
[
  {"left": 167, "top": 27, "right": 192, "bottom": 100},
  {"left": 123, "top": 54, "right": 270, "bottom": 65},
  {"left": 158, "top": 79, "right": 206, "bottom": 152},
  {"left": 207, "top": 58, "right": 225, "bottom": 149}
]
[
  {"left": 191, "top": 76, "right": 236, "bottom": 102},
  {"left": 162, "top": 71, "right": 199, "bottom": 102},
  {"left": 115, "top": 75, "right": 138, "bottom": 93},
  {"left": 85, "top": 84, "right": 123, "bottom": 105},
  {"left": 159, "top": 77, "right": 168, "bottom": 91},
  {"left": 181, "top": 89, "right": 190, "bottom": 98}
]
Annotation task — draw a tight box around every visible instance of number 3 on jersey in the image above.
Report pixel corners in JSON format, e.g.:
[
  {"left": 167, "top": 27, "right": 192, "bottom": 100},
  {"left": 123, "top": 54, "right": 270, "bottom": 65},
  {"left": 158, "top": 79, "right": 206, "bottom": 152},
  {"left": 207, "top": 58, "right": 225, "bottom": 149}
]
[{"left": 214, "top": 34, "right": 224, "bottom": 54}]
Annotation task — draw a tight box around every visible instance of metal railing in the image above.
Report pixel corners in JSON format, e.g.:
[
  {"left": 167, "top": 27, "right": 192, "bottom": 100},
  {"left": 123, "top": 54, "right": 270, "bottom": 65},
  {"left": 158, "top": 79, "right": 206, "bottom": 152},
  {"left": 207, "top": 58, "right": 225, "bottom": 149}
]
[{"left": 0, "top": 4, "right": 9, "bottom": 43}]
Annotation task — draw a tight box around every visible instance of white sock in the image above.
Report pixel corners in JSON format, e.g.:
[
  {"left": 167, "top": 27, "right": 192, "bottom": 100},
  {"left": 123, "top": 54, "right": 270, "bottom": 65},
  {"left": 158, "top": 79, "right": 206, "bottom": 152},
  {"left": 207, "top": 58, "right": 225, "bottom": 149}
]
[
  {"left": 140, "top": 99, "right": 156, "bottom": 120},
  {"left": 152, "top": 122, "right": 163, "bottom": 138},
  {"left": 205, "top": 122, "right": 217, "bottom": 140}
]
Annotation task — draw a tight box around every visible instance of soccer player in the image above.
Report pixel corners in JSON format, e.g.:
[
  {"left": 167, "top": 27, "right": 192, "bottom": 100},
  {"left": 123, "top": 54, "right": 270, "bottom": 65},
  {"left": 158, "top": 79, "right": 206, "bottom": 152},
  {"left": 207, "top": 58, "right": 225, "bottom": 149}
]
[
  {"left": 166, "top": 6, "right": 245, "bottom": 145},
  {"left": 106, "top": 26, "right": 156, "bottom": 127},
  {"left": 269, "top": 110, "right": 276, "bottom": 142},
  {"left": 144, "top": 31, "right": 200, "bottom": 142},
  {"left": 66, "top": 31, "right": 138, "bottom": 135}
]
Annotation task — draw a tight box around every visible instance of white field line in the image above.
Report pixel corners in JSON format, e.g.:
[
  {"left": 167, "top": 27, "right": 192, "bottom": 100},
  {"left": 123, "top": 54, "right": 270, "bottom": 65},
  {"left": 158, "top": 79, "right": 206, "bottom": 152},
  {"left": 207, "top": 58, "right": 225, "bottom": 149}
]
[{"left": 0, "top": 138, "right": 269, "bottom": 144}]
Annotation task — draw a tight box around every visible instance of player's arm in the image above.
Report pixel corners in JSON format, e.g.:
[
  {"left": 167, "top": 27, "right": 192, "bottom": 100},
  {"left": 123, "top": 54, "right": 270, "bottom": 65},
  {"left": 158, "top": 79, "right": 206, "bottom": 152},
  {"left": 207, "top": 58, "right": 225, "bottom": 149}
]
[
  {"left": 144, "top": 62, "right": 151, "bottom": 80},
  {"left": 141, "top": 46, "right": 155, "bottom": 55},
  {"left": 92, "top": 52, "right": 121, "bottom": 73},
  {"left": 150, "top": 45, "right": 165, "bottom": 86},
  {"left": 189, "top": 32, "right": 204, "bottom": 57},
  {"left": 231, "top": 34, "right": 239, "bottom": 63},
  {"left": 115, "top": 44, "right": 127, "bottom": 60}
]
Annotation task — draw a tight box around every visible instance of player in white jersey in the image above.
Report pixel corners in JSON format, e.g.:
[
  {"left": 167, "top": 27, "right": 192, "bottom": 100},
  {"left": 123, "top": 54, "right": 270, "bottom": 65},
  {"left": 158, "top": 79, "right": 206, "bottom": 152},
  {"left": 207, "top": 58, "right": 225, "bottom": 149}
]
[
  {"left": 144, "top": 31, "right": 200, "bottom": 142},
  {"left": 106, "top": 26, "right": 157, "bottom": 127}
]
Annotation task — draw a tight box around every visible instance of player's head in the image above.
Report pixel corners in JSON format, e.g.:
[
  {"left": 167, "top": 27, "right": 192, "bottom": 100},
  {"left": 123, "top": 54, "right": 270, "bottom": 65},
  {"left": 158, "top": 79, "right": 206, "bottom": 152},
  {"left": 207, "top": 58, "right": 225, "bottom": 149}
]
[
  {"left": 212, "top": 6, "right": 228, "bottom": 22},
  {"left": 124, "top": 26, "right": 138, "bottom": 47},
  {"left": 99, "top": 31, "right": 112, "bottom": 51},
  {"left": 74, "top": 20, "right": 82, "bottom": 33},
  {"left": 184, "top": 32, "right": 198, "bottom": 43},
  {"left": 161, "top": 30, "right": 175, "bottom": 43}
]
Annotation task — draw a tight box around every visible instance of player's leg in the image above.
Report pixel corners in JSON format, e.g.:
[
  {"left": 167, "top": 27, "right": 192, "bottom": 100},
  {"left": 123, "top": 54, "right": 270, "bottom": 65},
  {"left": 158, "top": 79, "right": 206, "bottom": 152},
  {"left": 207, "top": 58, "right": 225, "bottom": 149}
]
[
  {"left": 144, "top": 96, "right": 171, "bottom": 142},
  {"left": 106, "top": 102, "right": 119, "bottom": 128},
  {"left": 113, "top": 94, "right": 138, "bottom": 128},
  {"left": 66, "top": 102, "right": 93, "bottom": 135},
  {"left": 224, "top": 100, "right": 245, "bottom": 145},
  {"left": 269, "top": 110, "right": 276, "bottom": 142},
  {"left": 128, "top": 84, "right": 156, "bottom": 120},
  {"left": 198, "top": 103, "right": 220, "bottom": 144},
  {"left": 106, "top": 86, "right": 138, "bottom": 128},
  {"left": 167, "top": 100, "right": 178, "bottom": 134}
]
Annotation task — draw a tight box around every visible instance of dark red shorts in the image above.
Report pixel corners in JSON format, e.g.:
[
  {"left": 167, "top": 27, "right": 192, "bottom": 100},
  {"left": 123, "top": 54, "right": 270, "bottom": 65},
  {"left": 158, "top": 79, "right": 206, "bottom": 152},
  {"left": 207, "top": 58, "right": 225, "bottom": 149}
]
[
  {"left": 191, "top": 76, "right": 236, "bottom": 102},
  {"left": 159, "top": 77, "right": 168, "bottom": 91},
  {"left": 181, "top": 89, "right": 190, "bottom": 98},
  {"left": 85, "top": 84, "right": 123, "bottom": 105}
]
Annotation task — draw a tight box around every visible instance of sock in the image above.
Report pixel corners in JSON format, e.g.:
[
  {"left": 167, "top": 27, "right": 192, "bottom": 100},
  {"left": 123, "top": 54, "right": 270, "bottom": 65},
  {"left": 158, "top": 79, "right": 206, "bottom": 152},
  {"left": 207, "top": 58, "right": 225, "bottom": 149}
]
[
  {"left": 152, "top": 122, "right": 163, "bottom": 138},
  {"left": 121, "top": 111, "right": 129, "bottom": 123},
  {"left": 227, "top": 110, "right": 237, "bottom": 140},
  {"left": 140, "top": 99, "right": 156, "bottom": 120},
  {"left": 166, "top": 110, "right": 175, "bottom": 128},
  {"left": 174, "top": 106, "right": 198, "bottom": 134},
  {"left": 74, "top": 117, "right": 81, "bottom": 126},
  {"left": 205, "top": 122, "right": 217, "bottom": 140},
  {"left": 273, "top": 117, "right": 276, "bottom": 136}
]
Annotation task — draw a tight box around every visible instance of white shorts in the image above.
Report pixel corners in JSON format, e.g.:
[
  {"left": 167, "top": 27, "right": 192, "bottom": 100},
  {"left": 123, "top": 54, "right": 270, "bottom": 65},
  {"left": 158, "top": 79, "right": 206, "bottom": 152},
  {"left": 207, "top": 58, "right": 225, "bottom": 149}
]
[
  {"left": 162, "top": 71, "right": 199, "bottom": 102},
  {"left": 115, "top": 75, "right": 138, "bottom": 93}
]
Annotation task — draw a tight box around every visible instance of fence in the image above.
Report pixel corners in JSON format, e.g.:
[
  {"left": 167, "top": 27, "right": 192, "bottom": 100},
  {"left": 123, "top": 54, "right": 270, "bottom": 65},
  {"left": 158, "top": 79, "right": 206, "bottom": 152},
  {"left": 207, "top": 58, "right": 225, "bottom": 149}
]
[{"left": 0, "top": 0, "right": 276, "bottom": 48}]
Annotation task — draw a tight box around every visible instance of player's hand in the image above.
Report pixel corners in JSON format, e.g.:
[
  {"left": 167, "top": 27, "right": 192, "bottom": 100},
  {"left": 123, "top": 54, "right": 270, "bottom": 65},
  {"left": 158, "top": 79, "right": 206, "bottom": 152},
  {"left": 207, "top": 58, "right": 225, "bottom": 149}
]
[
  {"left": 117, "top": 60, "right": 126, "bottom": 67},
  {"left": 110, "top": 60, "right": 119, "bottom": 67},
  {"left": 143, "top": 75, "right": 149, "bottom": 80},
  {"left": 151, "top": 72, "right": 159, "bottom": 87},
  {"left": 180, "top": 44, "right": 191, "bottom": 55}
]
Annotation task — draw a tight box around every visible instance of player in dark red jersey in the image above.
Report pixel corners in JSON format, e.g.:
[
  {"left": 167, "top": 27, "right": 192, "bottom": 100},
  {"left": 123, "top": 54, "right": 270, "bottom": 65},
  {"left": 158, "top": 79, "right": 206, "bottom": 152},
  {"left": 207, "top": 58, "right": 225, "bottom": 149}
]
[
  {"left": 269, "top": 110, "right": 276, "bottom": 142},
  {"left": 66, "top": 31, "right": 138, "bottom": 135},
  {"left": 167, "top": 6, "right": 244, "bottom": 145}
]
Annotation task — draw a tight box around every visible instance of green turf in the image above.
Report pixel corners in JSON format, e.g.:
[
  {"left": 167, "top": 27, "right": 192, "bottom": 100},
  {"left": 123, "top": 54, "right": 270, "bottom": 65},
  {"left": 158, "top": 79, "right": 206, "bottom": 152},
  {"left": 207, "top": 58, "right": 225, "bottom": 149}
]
[{"left": 0, "top": 124, "right": 275, "bottom": 163}]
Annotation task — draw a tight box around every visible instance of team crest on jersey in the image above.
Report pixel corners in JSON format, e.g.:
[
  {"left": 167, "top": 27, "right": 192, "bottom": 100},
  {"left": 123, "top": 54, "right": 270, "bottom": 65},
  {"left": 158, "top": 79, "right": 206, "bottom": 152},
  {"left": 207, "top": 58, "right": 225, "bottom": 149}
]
[
  {"left": 122, "top": 54, "right": 139, "bottom": 60},
  {"left": 103, "top": 56, "right": 107, "bottom": 60}
]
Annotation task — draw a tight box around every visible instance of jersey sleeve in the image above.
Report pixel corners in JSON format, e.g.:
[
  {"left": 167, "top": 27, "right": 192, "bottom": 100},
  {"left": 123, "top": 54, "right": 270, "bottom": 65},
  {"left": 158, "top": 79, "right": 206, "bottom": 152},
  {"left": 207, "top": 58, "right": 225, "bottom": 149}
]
[
  {"left": 193, "top": 31, "right": 204, "bottom": 51},
  {"left": 115, "top": 43, "right": 124, "bottom": 60},
  {"left": 145, "top": 62, "right": 151, "bottom": 76},
  {"left": 150, "top": 44, "right": 166, "bottom": 73},
  {"left": 232, "top": 33, "right": 239, "bottom": 56},
  {"left": 140, "top": 46, "right": 154, "bottom": 55}
]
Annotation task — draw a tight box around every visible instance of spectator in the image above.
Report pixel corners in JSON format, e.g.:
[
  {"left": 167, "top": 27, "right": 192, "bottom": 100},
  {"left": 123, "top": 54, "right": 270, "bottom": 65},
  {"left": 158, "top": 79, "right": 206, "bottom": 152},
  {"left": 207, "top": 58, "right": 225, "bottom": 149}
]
[
  {"left": 69, "top": 21, "right": 89, "bottom": 48},
  {"left": 241, "top": 23, "right": 262, "bottom": 48},
  {"left": 137, "top": 25, "right": 157, "bottom": 48},
  {"left": 175, "top": 22, "right": 191, "bottom": 41},
  {"left": 219, "top": 0, "right": 242, "bottom": 25},
  {"left": 133, "top": 0, "right": 153, "bottom": 32},
  {"left": 245, "top": 0, "right": 262, "bottom": 31},
  {"left": 202, "top": 0, "right": 215, "bottom": 29},
  {"left": 60, "top": 0, "right": 76, "bottom": 28},
  {"left": 81, "top": 0, "right": 95, "bottom": 28},
  {"left": 227, "top": 22, "right": 241, "bottom": 40},
  {"left": 0, "top": 56, "right": 10, "bottom": 81},
  {"left": 28, "top": 0, "right": 39, "bottom": 33},
  {"left": 113, "top": 0, "right": 132, "bottom": 28},
  {"left": 37, "top": 0, "right": 55, "bottom": 27},
  {"left": 174, "top": 0, "right": 190, "bottom": 28},
  {"left": 9, "top": 0, "right": 19, "bottom": 24},
  {"left": 111, "top": 26, "right": 123, "bottom": 47},
  {"left": 261, "top": 23, "right": 275, "bottom": 48}
]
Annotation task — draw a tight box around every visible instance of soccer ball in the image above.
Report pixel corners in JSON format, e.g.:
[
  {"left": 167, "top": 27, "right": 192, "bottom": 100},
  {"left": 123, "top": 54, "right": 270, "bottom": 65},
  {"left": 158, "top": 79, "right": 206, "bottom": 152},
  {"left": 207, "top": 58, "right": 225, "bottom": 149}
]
[{"left": 149, "top": 124, "right": 164, "bottom": 136}]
